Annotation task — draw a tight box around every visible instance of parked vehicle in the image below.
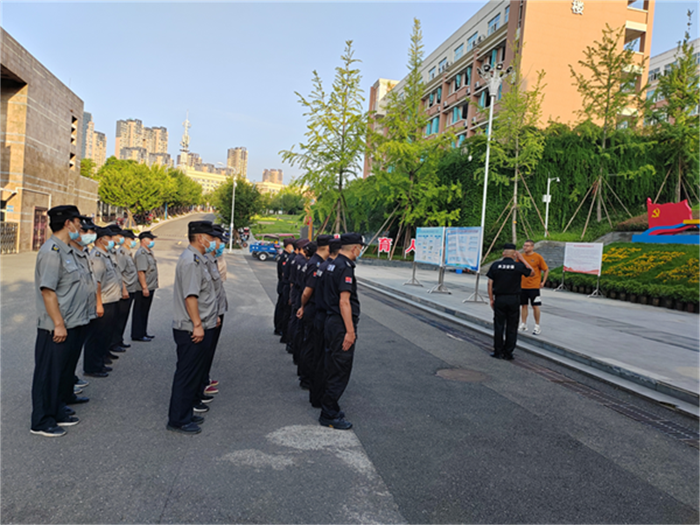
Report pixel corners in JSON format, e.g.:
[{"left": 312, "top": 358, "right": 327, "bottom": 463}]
[{"left": 249, "top": 234, "right": 281, "bottom": 261}]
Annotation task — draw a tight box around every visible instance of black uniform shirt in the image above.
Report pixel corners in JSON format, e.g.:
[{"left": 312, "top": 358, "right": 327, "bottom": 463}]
[
  {"left": 302, "top": 254, "right": 323, "bottom": 317},
  {"left": 323, "top": 253, "right": 360, "bottom": 321},
  {"left": 288, "top": 253, "right": 300, "bottom": 291},
  {"left": 315, "top": 257, "right": 334, "bottom": 317},
  {"left": 293, "top": 253, "right": 307, "bottom": 289},
  {"left": 486, "top": 257, "right": 532, "bottom": 295},
  {"left": 283, "top": 251, "right": 294, "bottom": 283},
  {"left": 277, "top": 250, "right": 288, "bottom": 282}
]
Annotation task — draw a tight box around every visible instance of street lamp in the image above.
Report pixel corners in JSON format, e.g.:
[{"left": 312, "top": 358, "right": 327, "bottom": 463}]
[
  {"left": 544, "top": 176, "right": 560, "bottom": 237},
  {"left": 217, "top": 162, "right": 237, "bottom": 253},
  {"left": 466, "top": 62, "right": 513, "bottom": 303}
]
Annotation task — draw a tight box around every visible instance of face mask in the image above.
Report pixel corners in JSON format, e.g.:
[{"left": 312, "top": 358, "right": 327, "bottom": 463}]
[
  {"left": 118, "top": 237, "right": 125, "bottom": 245},
  {"left": 79, "top": 233, "right": 96, "bottom": 247},
  {"left": 148, "top": 240, "right": 155, "bottom": 249},
  {"left": 130, "top": 240, "right": 138, "bottom": 249},
  {"left": 105, "top": 240, "right": 115, "bottom": 251},
  {"left": 215, "top": 244, "right": 225, "bottom": 258},
  {"left": 203, "top": 238, "right": 216, "bottom": 254},
  {"left": 68, "top": 223, "right": 81, "bottom": 241}
]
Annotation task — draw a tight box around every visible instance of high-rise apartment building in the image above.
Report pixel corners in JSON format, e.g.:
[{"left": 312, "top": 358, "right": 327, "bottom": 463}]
[
  {"left": 82, "top": 111, "right": 107, "bottom": 169},
  {"left": 262, "top": 169, "right": 283, "bottom": 184},
  {"left": 365, "top": 0, "right": 655, "bottom": 176},
  {"left": 227, "top": 147, "right": 248, "bottom": 179},
  {"left": 115, "top": 118, "right": 170, "bottom": 166}
]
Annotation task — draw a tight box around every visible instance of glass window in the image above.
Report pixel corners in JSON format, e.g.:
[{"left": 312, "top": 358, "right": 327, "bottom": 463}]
[
  {"left": 454, "top": 44, "right": 464, "bottom": 61},
  {"left": 429, "top": 67, "right": 436, "bottom": 80},
  {"left": 458, "top": 134, "right": 465, "bottom": 146},
  {"left": 439, "top": 58, "right": 447, "bottom": 72},
  {"left": 462, "top": 104, "right": 469, "bottom": 119},
  {"left": 505, "top": 6, "right": 509, "bottom": 23},
  {"left": 467, "top": 33, "right": 478, "bottom": 51},
  {"left": 452, "top": 106, "right": 460, "bottom": 124},
  {"left": 491, "top": 49, "right": 498, "bottom": 66},
  {"left": 429, "top": 92, "right": 434, "bottom": 106},
  {"left": 437, "top": 87, "right": 442, "bottom": 103},
  {"left": 455, "top": 74, "right": 462, "bottom": 90},
  {"left": 488, "top": 14, "right": 501, "bottom": 35},
  {"left": 479, "top": 91, "right": 486, "bottom": 107},
  {"left": 426, "top": 123, "right": 431, "bottom": 136},
  {"left": 466, "top": 66, "right": 472, "bottom": 86},
  {"left": 646, "top": 89, "right": 655, "bottom": 101},
  {"left": 433, "top": 117, "right": 440, "bottom": 134},
  {"left": 648, "top": 68, "right": 660, "bottom": 82}
]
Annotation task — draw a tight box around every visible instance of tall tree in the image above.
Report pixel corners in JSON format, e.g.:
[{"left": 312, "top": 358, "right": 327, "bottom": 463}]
[
  {"left": 280, "top": 41, "right": 367, "bottom": 233},
  {"left": 98, "top": 159, "right": 165, "bottom": 221},
  {"left": 211, "top": 176, "right": 262, "bottom": 230},
  {"left": 569, "top": 24, "right": 647, "bottom": 223},
  {"left": 650, "top": 12, "right": 700, "bottom": 204},
  {"left": 80, "top": 158, "right": 96, "bottom": 179},
  {"left": 369, "top": 18, "right": 460, "bottom": 256}
]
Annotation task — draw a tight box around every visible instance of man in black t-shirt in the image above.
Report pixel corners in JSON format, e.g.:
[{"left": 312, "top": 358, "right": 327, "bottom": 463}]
[
  {"left": 486, "top": 243, "right": 534, "bottom": 360},
  {"left": 319, "top": 233, "right": 364, "bottom": 430},
  {"left": 285, "top": 239, "right": 308, "bottom": 357},
  {"left": 274, "top": 238, "right": 295, "bottom": 338}
]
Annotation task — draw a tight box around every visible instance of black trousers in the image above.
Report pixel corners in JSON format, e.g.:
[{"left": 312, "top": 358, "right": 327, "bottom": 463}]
[
  {"left": 111, "top": 294, "right": 134, "bottom": 348},
  {"left": 32, "top": 327, "right": 83, "bottom": 430},
  {"left": 198, "top": 316, "right": 223, "bottom": 400},
  {"left": 168, "top": 328, "right": 215, "bottom": 427},
  {"left": 131, "top": 289, "right": 155, "bottom": 339},
  {"left": 309, "top": 313, "right": 327, "bottom": 407},
  {"left": 274, "top": 282, "right": 286, "bottom": 333},
  {"left": 287, "top": 288, "right": 301, "bottom": 358},
  {"left": 61, "top": 323, "right": 90, "bottom": 406},
  {"left": 493, "top": 295, "right": 520, "bottom": 357},
  {"left": 84, "top": 302, "right": 118, "bottom": 373},
  {"left": 321, "top": 315, "right": 356, "bottom": 420},
  {"left": 279, "top": 284, "right": 291, "bottom": 342},
  {"left": 298, "top": 313, "right": 316, "bottom": 388}
]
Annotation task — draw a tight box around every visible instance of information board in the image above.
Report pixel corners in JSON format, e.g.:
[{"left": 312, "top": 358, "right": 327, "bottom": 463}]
[
  {"left": 444, "top": 227, "right": 481, "bottom": 271},
  {"left": 414, "top": 227, "right": 445, "bottom": 266},
  {"left": 563, "top": 243, "right": 604, "bottom": 276}
]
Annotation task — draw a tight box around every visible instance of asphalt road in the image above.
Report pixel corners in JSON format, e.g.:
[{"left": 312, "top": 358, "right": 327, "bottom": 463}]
[{"left": 1, "top": 213, "right": 698, "bottom": 524}]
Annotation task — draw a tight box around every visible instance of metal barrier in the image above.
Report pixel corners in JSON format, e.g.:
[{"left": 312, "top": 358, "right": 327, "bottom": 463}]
[{"left": 1, "top": 222, "right": 18, "bottom": 254}]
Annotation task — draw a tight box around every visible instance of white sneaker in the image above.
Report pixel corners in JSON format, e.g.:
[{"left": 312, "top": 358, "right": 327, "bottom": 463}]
[
  {"left": 518, "top": 323, "right": 528, "bottom": 332},
  {"left": 533, "top": 325, "right": 541, "bottom": 335}
]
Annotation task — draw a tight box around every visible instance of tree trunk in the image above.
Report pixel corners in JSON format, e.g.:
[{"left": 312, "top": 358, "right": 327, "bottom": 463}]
[
  {"left": 676, "top": 156, "right": 682, "bottom": 203},
  {"left": 512, "top": 165, "right": 519, "bottom": 244}
]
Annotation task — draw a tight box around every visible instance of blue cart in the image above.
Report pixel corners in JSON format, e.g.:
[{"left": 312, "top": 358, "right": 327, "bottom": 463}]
[{"left": 249, "top": 236, "right": 281, "bottom": 261}]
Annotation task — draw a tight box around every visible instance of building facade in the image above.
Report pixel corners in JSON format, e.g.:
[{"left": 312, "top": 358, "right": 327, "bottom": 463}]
[
  {"left": 1, "top": 29, "right": 98, "bottom": 253},
  {"left": 647, "top": 37, "right": 700, "bottom": 116},
  {"left": 262, "top": 169, "right": 283, "bottom": 184},
  {"left": 115, "top": 118, "right": 171, "bottom": 167},
  {"left": 365, "top": 0, "right": 655, "bottom": 176},
  {"left": 82, "top": 111, "right": 107, "bottom": 170},
  {"left": 227, "top": 147, "right": 248, "bottom": 179}
]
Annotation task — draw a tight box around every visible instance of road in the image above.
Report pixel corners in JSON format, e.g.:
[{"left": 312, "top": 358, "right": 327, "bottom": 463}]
[{"left": 1, "top": 213, "right": 698, "bottom": 524}]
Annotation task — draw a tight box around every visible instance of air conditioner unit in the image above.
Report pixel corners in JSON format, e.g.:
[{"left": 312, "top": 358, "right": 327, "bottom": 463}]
[
  {"left": 472, "top": 117, "right": 477, "bottom": 123},
  {"left": 443, "top": 101, "right": 448, "bottom": 108},
  {"left": 466, "top": 87, "right": 471, "bottom": 95},
  {"left": 475, "top": 81, "right": 480, "bottom": 88}
]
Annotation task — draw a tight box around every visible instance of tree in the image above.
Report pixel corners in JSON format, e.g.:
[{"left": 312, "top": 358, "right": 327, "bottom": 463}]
[
  {"left": 280, "top": 41, "right": 367, "bottom": 233},
  {"left": 650, "top": 11, "right": 700, "bottom": 204},
  {"left": 211, "top": 176, "right": 262, "bottom": 230},
  {"left": 80, "top": 158, "right": 96, "bottom": 179},
  {"left": 270, "top": 186, "right": 306, "bottom": 215},
  {"left": 369, "top": 18, "right": 461, "bottom": 256},
  {"left": 98, "top": 159, "right": 165, "bottom": 222},
  {"left": 489, "top": 39, "right": 547, "bottom": 243},
  {"left": 569, "top": 24, "right": 647, "bottom": 224}
]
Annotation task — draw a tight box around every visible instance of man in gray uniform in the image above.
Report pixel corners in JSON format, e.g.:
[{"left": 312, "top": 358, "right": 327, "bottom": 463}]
[
  {"left": 167, "top": 220, "right": 220, "bottom": 435},
  {"left": 132, "top": 231, "right": 159, "bottom": 341},
  {"left": 84, "top": 227, "right": 121, "bottom": 377},
  {"left": 31, "top": 205, "right": 91, "bottom": 437},
  {"left": 111, "top": 228, "right": 139, "bottom": 353}
]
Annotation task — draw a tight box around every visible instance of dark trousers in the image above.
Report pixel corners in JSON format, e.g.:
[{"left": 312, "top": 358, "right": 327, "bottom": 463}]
[
  {"left": 168, "top": 328, "right": 215, "bottom": 427},
  {"left": 131, "top": 289, "right": 155, "bottom": 339},
  {"left": 274, "top": 283, "right": 286, "bottom": 333},
  {"left": 493, "top": 295, "right": 520, "bottom": 357},
  {"left": 321, "top": 315, "right": 356, "bottom": 420},
  {"left": 286, "top": 288, "right": 301, "bottom": 358},
  {"left": 61, "top": 323, "right": 90, "bottom": 406},
  {"left": 111, "top": 294, "right": 134, "bottom": 348},
  {"left": 309, "top": 313, "right": 327, "bottom": 407},
  {"left": 84, "top": 302, "right": 118, "bottom": 373},
  {"left": 198, "top": 316, "right": 223, "bottom": 399},
  {"left": 298, "top": 313, "right": 316, "bottom": 388},
  {"left": 279, "top": 285, "right": 291, "bottom": 342},
  {"left": 32, "top": 327, "right": 82, "bottom": 430}
]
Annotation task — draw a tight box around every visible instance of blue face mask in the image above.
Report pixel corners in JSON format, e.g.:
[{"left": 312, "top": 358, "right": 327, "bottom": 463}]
[
  {"left": 118, "top": 237, "right": 125, "bottom": 245},
  {"left": 105, "top": 240, "right": 115, "bottom": 251},
  {"left": 79, "top": 233, "right": 96, "bottom": 247},
  {"left": 148, "top": 240, "right": 155, "bottom": 249},
  {"left": 204, "top": 239, "right": 216, "bottom": 254},
  {"left": 68, "top": 224, "right": 81, "bottom": 241},
  {"left": 130, "top": 240, "right": 138, "bottom": 249},
  {"left": 215, "top": 244, "right": 225, "bottom": 258}
]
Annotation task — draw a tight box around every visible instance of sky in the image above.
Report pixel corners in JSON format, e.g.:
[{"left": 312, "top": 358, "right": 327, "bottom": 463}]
[{"left": 2, "top": 1, "right": 697, "bottom": 184}]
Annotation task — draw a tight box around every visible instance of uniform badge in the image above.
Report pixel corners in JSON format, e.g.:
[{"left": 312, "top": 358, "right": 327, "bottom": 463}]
[
  {"left": 51, "top": 245, "right": 59, "bottom": 252},
  {"left": 345, "top": 276, "right": 352, "bottom": 283}
]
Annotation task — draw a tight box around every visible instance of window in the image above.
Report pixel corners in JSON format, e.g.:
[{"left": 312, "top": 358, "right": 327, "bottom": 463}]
[
  {"left": 646, "top": 88, "right": 655, "bottom": 101},
  {"left": 491, "top": 49, "right": 498, "bottom": 66},
  {"left": 488, "top": 14, "right": 501, "bottom": 35},
  {"left": 432, "top": 117, "right": 440, "bottom": 134},
  {"left": 429, "top": 92, "right": 434, "bottom": 106},
  {"left": 462, "top": 104, "right": 469, "bottom": 120},
  {"left": 437, "top": 87, "right": 442, "bottom": 104},
  {"left": 439, "top": 58, "right": 448, "bottom": 72},
  {"left": 454, "top": 43, "right": 464, "bottom": 61},
  {"left": 648, "top": 68, "right": 660, "bottom": 82},
  {"left": 466, "top": 66, "right": 472, "bottom": 87},
  {"left": 505, "top": 5, "right": 509, "bottom": 23},
  {"left": 429, "top": 67, "right": 436, "bottom": 80},
  {"left": 455, "top": 74, "right": 462, "bottom": 90},
  {"left": 457, "top": 134, "right": 466, "bottom": 147},
  {"left": 452, "top": 106, "right": 461, "bottom": 124},
  {"left": 467, "top": 32, "right": 478, "bottom": 51}
]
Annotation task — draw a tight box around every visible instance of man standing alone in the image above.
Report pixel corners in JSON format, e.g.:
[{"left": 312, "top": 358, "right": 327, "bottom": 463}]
[
  {"left": 132, "top": 231, "right": 159, "bottom": 342},
  {"left": 518, "top": 240, "right": 549, "bottom": 336}
]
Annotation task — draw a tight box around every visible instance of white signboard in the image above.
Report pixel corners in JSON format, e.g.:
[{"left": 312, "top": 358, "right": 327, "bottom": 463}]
[
  {"left": 563, "top": 243, "right": 604, "bottom": 276},
  {"left": 415, "top": 227, "right": 445, "bottom": 266},
  {"left": 444, "top": 227, "right": 481, "bottom": 271}
]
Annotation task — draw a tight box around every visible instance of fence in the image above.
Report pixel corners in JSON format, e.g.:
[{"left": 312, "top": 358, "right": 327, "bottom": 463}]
[{"left": 1, "top": 222, "right": 18, "bottom": 254}]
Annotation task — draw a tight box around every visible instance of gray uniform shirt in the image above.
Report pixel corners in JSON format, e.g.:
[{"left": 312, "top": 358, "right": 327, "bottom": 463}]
[
  {"left": 135, "top": 246, "right": 159, "bottom": 291},
  {"left": 90, "top": 246, "right": 121, "bottom": 304},
  {"left": 206, "top": 253, "right": 228, "bottom": 317},
  {"left": 116, "top": 247, "right": 139, "bottom": 293},
  {"left": 74, "top": 245, "right": 97, "bottom": 320},
  {"left": 173, "top": 245, "right": 218, "bottom": 332},
  {"left": 35, "top": 236, "right": 92, "bottom": 330}
]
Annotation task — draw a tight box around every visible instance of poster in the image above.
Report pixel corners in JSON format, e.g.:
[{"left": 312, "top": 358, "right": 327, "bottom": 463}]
[
  {"left": 414, "top": 227, "right": 445, "bottom": 266},
  {"left": 444, "top": 227, "right": 481, "bottom": 271},
  {"left": 563, "top": 243, "right": 604, "bottom": 276}
]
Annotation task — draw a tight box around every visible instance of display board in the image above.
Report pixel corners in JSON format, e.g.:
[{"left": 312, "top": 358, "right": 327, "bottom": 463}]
[
  {"left": 414, "top": 227, "right": 445, "bottom": 266},
  {"left": 444, "top": 227, "right": 481, "bottom": 271},
  {"left": 563, "top": 243, "right": 604, "bottom": 276}
]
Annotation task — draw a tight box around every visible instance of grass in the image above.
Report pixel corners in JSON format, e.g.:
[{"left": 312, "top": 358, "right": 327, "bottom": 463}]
[{"left": 250, "top": 214, "right": 303, "bottom": 236}]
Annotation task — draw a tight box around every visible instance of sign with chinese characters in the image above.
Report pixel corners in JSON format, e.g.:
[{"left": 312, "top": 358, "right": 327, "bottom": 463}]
[
  {"left": 377, "top": 237, "right": 393, "bottom": 254},
  {"left": 405, "top": 238, "right": 417, "bottom": 254},
  {"left": 444, "top": 227, "right": 481, "bottom": 271},
  {"left": 572, "top": 0, "right": 584, "bottom": 15},
  {"left": 414, "top": 227, "right": 445, "bottom": 266},
  {"left": 563, "top": 243, "right": 603, "bottom": 276}
]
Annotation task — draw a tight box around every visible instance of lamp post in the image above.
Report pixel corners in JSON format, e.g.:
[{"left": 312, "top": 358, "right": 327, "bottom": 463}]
[
  {"left": 544, "top": 176, "right": 560, "bottom": 237},
  {"left": 466, "top": 62, "right": 513, "bottom": 303},
  {"left": 217, "top": 162, "right": 237, "bottom": 253}
]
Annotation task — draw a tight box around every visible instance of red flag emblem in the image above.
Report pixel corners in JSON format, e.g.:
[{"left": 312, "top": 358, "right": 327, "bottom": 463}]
[{"left": 345, "top": 276, "right": 352, "bottom": 283}]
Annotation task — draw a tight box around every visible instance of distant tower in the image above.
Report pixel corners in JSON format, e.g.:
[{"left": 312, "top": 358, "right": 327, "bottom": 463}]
[{"left": 179, "top": 111, "right": 190, "bottom": 168}]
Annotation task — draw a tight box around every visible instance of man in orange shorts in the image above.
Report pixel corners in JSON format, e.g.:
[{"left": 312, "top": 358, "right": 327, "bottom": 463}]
[{"left": 519, "top": 240, "right": 549, "bottom": 335}]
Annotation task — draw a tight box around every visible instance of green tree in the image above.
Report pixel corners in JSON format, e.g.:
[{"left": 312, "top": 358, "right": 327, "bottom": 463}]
[
  {"left": 369, "top": 18, "right": 460, "bottom": 255},
  {"left": 280, "top": 41, "right": 367, "bottom": 233},
  {"left": 80, "top": 158, "right": 96, "bottom": 179},
  {"left": 270, "top": 186, "right": 306, "bottom": 215},
  {"left": 211, "top": 176, "right": 262, "bottom": 230},
  {"left": 650, "top": 12, "right": 700, "bottom": 204},
  {"left": 97, "top": 159, "right": 165, "bottom": 221},
  {"left": 569, "top": 24, "right": 647, "bottom": 224}
]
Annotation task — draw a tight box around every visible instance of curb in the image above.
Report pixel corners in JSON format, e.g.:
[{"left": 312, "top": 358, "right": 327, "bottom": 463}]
[{"left": 357, "top": 276, "right": 699, "bottom": 412}]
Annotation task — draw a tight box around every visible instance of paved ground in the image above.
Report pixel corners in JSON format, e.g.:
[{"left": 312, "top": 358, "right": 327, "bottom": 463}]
[{"left": 1, "top": 213, "right": 698, "bottom": 524}]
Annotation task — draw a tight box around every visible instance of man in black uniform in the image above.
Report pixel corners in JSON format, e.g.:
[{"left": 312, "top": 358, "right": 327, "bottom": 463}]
[
  {"left": 279, "top": 239, "right": 298, "bottom": 344},
  {"left": 274, "top": 238, "right": 295, "bottom": 337},
  {"left": 319, "top": 232, "right": 364, "bottom": 430},
  {"left": 286, "top": 239, "right": 309, "bottom": 360},
  {"left": 294, "top": 241, "right": 316, "bottom": 379},
  {"left": 486, "top": 243, "right": 534, "bottom": 360}
]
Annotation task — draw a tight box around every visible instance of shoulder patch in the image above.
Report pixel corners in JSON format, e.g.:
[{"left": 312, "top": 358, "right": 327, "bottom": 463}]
[
  {"left": 51, "top": 244, "right": 60, "bottom": 252},
  {"left": 345, "top": 276, "right": 353, "bottom": 283}
]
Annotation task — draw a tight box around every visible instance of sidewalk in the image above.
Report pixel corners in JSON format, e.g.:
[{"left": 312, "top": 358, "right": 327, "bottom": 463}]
[{"left": 355, "top": 261, "right": 699, "bottom": 417}]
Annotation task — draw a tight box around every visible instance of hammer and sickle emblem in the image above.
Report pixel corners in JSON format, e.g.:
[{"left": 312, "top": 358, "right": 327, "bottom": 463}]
[{"left": 651, "top": 209, "right": 660, "bottom": 218}]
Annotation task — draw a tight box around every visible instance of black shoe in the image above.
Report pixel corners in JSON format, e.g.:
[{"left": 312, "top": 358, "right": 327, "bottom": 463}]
[
  {"left": 56, "top": 416, "right": 80, "bottom": 427},
  {"left": 319, "top": 416, "right": 352, "bottom": 430},
  {"left": 145, "top": 334, "right": 155, "bottom": 339},
  {"left": 75, "top": 378, "right": 89, "bottom": 388},
  {"left": 108, "top": 353, "right": 119, "bottom": 359},
  {"left": 503, "top": 354, "right": 514, "bottom": 361},
  {"left": 103, "top": 357, "right": 113, "bottom": 365},
  {"left": 120, "top": 343, "right": 131, "bottom": 348},
  {"left": 300, "top": 382, "right": 311, "bottom": 391},
  {"left": 73, "top": 387, "right": 83, "bottom": 395},
  {"left": 67, "top": 396, "right": 89, "bottom": 405},
  {"left": 30, "top": 426, "right": 66, "bottom": 438},
  {"left": 200, "top": 395, "right": 214, "bottom": 404},
  {"left": 166, "top": 422, "right": 201, "bottom": 434},
  {"left": 64, "top": 406, "right": 76, "bottom": 416},
  {"left": 274, "top": 330, "right": 282, "bottom": 336},
  {"left": 132, "top": 337, "right": 151, "bottom": 342},
  {"left": 84, "top": 371, "right": 109, "bottom": 378},
  {"left": 191, "top": 415, "right": 205, "bottom": 424},
  {"left": 101, "top": 366, "right": 113, "bottom": 373},
  {"left": 193, "top": 403, "right": 209, "bottom": 413},
  {"left": 490, "top": 352, "right": 503, "bottom": 359},
  {"left": 111, "top": 346, "right": 126, "bottom": 353}
]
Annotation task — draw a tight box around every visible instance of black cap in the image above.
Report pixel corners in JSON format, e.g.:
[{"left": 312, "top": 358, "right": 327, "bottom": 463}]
[
  {"left": 121, "top": 229, "right": 136, "bottom": 239},
  {"left": 95, "top": 226, "right": 113, "bottom": 239},
  {"left": 138, "top": 230, "right": 158, "bottom": 240},
  {"left": 211, "top": 224, "right": 226, "bottom": 240},
  {"left": 283, "top": 237, "right": 296, "bottom": 247},
  {"left": 304, "top": 241, "right": 317, "bottom": 256},
  {"left": 48, "top": 205, "right": 80, "bottom": 222},
  {"left": 78, "top": 215, "right": 96, "bottom": 231},
  {"left": 188, "top": 221, "right": 214, "bottom": 235},
  {"left": 316, "top": 234, "right": 332, "bottom": 247},
  {"left": 340, "top": 233, "right": 365, "bottom": 246},
  {"left": 329, "top": 238, "right": 342, "bottom": 251},
  {"left": 503, "top": 243, "right": 516, "bottom": 250},
  {"left": 106, "top": 224, "right": 123, "bottom": 235},
  {"left": 296, "top": 238, "right": 310, "bottom": 249}
]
